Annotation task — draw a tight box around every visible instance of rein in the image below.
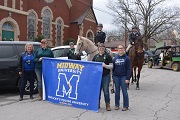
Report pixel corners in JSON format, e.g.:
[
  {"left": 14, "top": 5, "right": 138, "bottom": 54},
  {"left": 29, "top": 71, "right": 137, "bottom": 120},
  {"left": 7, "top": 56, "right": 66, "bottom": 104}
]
[
  {"left": 78, "top": 42, "right": 83, "bottom": 54},
  {"left": 87, "top": 48, "right": 98, "bottom": 54}
]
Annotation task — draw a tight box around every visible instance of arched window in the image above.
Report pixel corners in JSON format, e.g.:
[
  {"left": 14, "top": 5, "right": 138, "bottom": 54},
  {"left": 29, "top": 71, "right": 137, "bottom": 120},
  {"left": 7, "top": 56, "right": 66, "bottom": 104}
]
[
  {"left": 28, "top": 12, "right": 36, "bottom": 41},
  {"left": 2, "top": 22, "right": 14, "bottom": 41},
  {"left": 2, "top": 22, "right": 14, "bottom": 31},
  {"left": 43, "top": 9, "right": 51, "bottom": 39},
  {"left": 56, "top": 19, "right": 62, "bottom": 46},
  {"left": 87, "top": 31, "right": 93, "bottom": 41}
]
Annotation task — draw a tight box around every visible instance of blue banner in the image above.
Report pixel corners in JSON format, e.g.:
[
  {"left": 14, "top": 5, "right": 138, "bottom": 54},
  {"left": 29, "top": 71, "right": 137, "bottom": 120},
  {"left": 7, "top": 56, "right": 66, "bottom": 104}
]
[{"left": 42, "top": 58, "right": 103, "bottom": 112}]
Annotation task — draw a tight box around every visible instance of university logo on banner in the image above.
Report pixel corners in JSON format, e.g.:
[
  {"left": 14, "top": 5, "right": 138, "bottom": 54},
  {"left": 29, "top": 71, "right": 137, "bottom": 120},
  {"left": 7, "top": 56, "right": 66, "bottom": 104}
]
[{"left": 42, "top": 58, "right": 103, "bottom": 112}]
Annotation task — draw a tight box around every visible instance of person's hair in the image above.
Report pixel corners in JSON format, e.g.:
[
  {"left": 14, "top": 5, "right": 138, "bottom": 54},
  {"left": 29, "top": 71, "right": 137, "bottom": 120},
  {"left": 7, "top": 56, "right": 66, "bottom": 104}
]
[
  {"left": 69, "top": 42, "right": 74, "bottom": 45},
  {"left": 41, "top": 39, "right": 47, "bottom": 43},
  {"left": 25, "top": 43, "right": 34, "bottom": 52},
  {"left": 118, "top": 44, "right": 125, "bottom": 49},
  {"left": 98, "top": 43, "right": 105, "bottom": 48}
]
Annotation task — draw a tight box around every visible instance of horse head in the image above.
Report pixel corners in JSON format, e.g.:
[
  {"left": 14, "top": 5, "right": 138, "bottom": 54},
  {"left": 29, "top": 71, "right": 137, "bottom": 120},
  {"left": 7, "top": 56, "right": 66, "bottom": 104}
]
[
  {"left": 75, "top": 36, "right": 96, "bottom": 54},
  {"left": 75, "top": 36, "right": 84, "bottom": 55},
  {"left": 134, "top": 36, "right": 144, "bottom": 55}
]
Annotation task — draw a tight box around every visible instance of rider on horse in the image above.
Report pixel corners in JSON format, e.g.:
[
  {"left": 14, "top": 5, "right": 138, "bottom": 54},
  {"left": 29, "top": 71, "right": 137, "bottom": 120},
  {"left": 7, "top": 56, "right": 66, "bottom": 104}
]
[
  {"left": 126, "top": 25, "right": 141, "bottom": 55},
  {"left": 94, "top": 23, "right": 111, "bottom": 55},
  {"left": 94, "top": 23, "right": 106, "bottom": 45}
]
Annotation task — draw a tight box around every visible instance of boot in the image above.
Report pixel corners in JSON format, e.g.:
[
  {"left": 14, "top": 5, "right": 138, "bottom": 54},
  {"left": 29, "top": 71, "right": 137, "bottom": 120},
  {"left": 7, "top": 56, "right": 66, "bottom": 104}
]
[
  {"left": 106, "top": 102, "right": 111, "bottom": 111},
  {"left": 30, "top": 95, "right": 34, "bottom": 99},
  {"left": 19, "top": 95, "right": 23, "bottom": 101},
  {"left": 38, "top": 89, "right": 42, "bottom": 101}
]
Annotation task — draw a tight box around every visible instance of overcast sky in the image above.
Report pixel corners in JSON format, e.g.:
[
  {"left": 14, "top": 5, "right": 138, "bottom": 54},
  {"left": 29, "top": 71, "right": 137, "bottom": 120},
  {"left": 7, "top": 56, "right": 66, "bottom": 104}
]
[
  {"left": 93, "top": 0, "right": 117, "bottom": 31},
  {"left": 93, "top": 0, "right": 180, "bottom": 31}
]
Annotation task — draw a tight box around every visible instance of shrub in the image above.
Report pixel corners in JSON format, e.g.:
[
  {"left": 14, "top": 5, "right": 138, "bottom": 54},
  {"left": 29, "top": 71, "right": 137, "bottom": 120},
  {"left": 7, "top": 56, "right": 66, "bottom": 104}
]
[
  {"left": 64, "top": 38, "right": 76, "bottom": 45},
  {"left": 35, "top": 35, "right": 45, "bottom": 42}
]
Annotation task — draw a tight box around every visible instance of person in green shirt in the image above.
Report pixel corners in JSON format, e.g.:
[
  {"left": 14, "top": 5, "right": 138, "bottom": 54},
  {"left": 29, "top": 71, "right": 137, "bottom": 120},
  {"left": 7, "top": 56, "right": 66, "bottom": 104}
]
[
  {"left": 34, "top": 39, "right": 54, "bottom": 101},
  {"left": 67, "top": 42, "right": 81, "bottom": 60}
]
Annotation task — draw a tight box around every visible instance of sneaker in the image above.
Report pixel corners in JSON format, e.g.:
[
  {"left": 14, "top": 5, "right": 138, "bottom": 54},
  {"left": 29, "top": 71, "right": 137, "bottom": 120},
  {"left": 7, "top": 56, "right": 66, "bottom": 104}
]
[
  {"left": 115, "top": 106, "right": 119, "bottom": 110},
  {"left": 122, "top": 107, "right": 128, "bottom": 111},
  {"left": 19, "top": 97, "right": 23, "bottom": 101}
]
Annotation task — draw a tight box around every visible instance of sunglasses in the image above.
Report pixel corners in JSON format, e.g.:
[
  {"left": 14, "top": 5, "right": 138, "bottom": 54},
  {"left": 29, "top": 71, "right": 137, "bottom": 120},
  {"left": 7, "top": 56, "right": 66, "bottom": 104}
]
[{"left": 99, "top": 47, "right": 105, "bottom": 50}]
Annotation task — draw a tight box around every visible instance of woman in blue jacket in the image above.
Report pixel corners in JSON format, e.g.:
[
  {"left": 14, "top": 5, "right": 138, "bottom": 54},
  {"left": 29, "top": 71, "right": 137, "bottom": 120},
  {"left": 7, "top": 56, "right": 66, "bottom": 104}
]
[
  {"left": 18, "top": 43, "right": 35, "bottom": 101},
  {"left": 113, "top": 44, "right": 131, "bottom": 111}
]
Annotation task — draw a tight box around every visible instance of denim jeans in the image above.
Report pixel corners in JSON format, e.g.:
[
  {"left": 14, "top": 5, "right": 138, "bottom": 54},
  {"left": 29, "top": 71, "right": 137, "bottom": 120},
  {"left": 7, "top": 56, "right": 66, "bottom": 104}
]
[
  {"left": 35, "top": 68, "right": 42, "bottom": 89},
  {"left": 20, "top": 70, "right": 35, "bottom": 97},
  {"left": 99, "top": 74, "right": 110, "bottom": 103},
  {"left": 113, "top": 75, "right": 129, "bottom": 108}
]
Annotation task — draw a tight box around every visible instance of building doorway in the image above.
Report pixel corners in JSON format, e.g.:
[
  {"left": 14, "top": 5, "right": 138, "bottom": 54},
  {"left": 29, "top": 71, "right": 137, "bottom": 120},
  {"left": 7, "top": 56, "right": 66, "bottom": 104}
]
[
  {"left": 87, "top": 31, "right": 93, "bottom": 41},
  {"left": 2, "top": 22, "right": 14, "bottom": 41}
]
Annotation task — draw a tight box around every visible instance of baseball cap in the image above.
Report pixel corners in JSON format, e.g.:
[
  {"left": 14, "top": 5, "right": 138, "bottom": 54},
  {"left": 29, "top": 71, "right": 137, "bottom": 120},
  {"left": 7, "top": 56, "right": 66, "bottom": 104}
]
[
  {"left": 41, "top": 39, "right": 47, "bottom": 43},
  {"left": 69, "top": 42, "right": 74, "bottom": 45}
]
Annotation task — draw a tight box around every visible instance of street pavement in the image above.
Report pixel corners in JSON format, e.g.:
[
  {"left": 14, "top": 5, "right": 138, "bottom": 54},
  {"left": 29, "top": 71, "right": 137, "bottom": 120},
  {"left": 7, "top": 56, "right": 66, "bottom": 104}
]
[{"left": 0, "top": 65, "right": 180, "bottom": 120}]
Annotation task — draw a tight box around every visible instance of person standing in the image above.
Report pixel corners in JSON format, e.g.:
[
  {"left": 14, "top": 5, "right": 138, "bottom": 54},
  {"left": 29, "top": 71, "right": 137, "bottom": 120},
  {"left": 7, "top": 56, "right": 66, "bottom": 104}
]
[
  {"left": 34, "top": 39, "right": 54, "bottom": 101},
  {"left": 67, "top": 42, "right": 81, "bottom": 60},
  {"left": 156, "top": 51, "right": 164, "bottom": 65},
  {"left": 92, "top": 43, "right": 113, "bottom": 111},
  {"left": 18, "top": 43, "right": 35, "bottom": 101},
  {"left": 113, "top": 44, "right": 131, "bottom": 111},
  {"left": 94, "top": 23, "right": 106, "bottom": 45},
  {"left": 126, "top": 25, "right": 141, "bottom": 54}
]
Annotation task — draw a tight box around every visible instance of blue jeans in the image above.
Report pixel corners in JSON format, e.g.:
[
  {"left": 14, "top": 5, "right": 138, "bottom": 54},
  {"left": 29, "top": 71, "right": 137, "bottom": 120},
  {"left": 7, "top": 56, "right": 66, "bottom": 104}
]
[
  {"left": 113, "top": 75, "right": 129, "bottom": 108},
  {"left": 20, "top": 70, "right": 35, "bottom": 97},
  {"left": 35, "top": 68, "right": 42, "bottom": 89},
  {"left": 99, "top": 74, "right": 110, "bottom": 103}
]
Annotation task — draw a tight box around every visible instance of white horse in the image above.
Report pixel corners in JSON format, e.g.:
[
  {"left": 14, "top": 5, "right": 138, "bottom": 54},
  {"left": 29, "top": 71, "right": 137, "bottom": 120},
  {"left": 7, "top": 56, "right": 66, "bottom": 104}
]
[
  {"left": 75, "top": 36, "right": 113, "bottom": 61},
  {"left": 75, "top": 36, "right": 114, "bottom": 87}
]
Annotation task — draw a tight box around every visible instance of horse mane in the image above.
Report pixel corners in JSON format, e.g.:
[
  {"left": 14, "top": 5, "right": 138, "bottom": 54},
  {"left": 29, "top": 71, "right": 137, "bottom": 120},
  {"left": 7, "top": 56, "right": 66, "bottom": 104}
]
[
  {"left": 80, "top": 36, "right": 94, "bottom": 45},
  {"left": 79, "top": 36, "right": 97, "bottom": 53},
  {"left": 129, "top": 35, "right": 144, "bottom": 60}
]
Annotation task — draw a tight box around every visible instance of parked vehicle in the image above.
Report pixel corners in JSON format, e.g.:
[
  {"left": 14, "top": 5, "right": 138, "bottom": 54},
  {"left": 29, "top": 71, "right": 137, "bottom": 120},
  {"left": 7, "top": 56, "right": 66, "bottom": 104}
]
[
  {"left": 148, "top": 45, "right": 180, "bottom": 71},
  {"left": 144, "top": 50, "right": 154, "bottom": 63},
  {"left": 0, "top": 41, "right": 41, "bottom": 93},
  {"left": 51, "top": 45, "right": 87, "bottom": 60}
]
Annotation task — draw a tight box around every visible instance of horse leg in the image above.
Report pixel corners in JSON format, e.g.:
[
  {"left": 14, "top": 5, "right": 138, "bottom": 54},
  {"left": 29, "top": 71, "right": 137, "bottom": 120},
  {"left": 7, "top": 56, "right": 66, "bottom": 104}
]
[
  {"left": 136, "top": 67, "right": 142, "bottom": 90},
  {"left": 134, "top": 67, "right": 137, "bottom": 82},
  {"left": 131, "top": 69, "right": 134, "bottom": 84}
]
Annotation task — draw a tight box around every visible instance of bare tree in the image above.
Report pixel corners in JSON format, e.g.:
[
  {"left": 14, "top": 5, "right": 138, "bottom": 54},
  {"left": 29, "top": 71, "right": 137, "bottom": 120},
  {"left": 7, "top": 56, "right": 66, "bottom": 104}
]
[
  {"left": 107, "top": 0, "right": 180, "bottom": 50},
  {"left": 105, "top": 28, "right": 124, "bottom": 41}
]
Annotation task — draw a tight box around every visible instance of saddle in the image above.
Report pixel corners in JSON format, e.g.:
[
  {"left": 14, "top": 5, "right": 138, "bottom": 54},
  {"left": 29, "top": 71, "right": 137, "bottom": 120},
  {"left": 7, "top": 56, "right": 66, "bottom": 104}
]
[{"left": 126, "top": 47, "right": 133, "bottom": 56}]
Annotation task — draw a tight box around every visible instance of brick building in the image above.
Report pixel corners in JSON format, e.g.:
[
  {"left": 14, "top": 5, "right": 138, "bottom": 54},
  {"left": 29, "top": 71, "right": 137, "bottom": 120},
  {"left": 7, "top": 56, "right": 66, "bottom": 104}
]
[{"left": 0, "top": 0, "right": 97, "bottom": 46}]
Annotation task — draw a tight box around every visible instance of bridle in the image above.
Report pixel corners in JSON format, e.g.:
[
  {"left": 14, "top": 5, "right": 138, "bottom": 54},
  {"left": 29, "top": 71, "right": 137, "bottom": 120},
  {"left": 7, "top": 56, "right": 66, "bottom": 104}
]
[
  {"left": 77, "top": 41, "right": 83, "bottom": 54},
  {"left": 77, "top": 39, "right": 98, "bottom": 54},
  {"left": 134, "top": 40, "right": 144, "bottom": 58}
]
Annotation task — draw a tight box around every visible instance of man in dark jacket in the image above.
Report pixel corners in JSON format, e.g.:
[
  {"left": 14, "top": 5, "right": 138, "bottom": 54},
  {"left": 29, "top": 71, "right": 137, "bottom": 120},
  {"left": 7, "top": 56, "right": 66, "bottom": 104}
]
[
  {"left": 94, "top": 23, "right": 106, "bottom": 44},
  {"left": 126, "top": 25, "right": 141, "bottom": 53},
  {"left": 67, "top": 42, "right": 81, "bottom": 60}
]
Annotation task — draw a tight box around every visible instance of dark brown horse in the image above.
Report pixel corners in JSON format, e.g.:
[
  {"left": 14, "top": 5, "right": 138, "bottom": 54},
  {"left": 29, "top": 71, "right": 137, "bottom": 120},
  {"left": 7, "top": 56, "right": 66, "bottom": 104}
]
[{"left": 129, "top": 36, "right": 144, "bottom": 90}]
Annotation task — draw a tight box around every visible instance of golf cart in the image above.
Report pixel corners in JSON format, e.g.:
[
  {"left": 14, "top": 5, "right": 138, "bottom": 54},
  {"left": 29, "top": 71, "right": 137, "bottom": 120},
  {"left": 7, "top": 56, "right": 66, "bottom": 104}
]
[{"left": 148, "top": 45, "right": 180, "bottom": 71}]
